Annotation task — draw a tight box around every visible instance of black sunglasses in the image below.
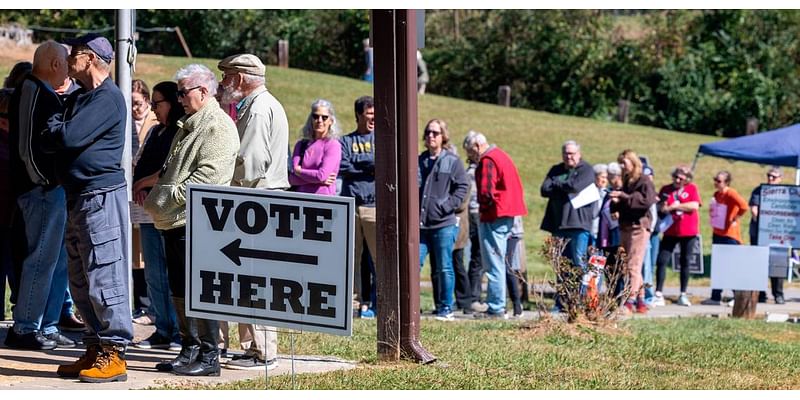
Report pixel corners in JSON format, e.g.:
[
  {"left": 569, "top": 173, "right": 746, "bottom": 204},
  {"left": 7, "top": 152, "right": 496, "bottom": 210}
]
[
  {"left": 150, "top": 99, "right": 167, "bottom": 108},
  {"left": 177, "top": 86, "right": 202, "bottom": 98},
  {"left": 425, "top": 129, "right": 442, "bottom": 136},
  {"left": 767, "top": 174, "right": 780, "bottom": 180},
  {"left": 312, "top": 114, "right": 330, "bottom": 121}
]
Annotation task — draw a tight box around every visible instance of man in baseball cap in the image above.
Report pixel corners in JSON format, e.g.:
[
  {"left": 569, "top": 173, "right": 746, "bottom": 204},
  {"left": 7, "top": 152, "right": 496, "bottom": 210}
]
[{"left": 63, "top": 33, "right": 114, "bottom": 64}]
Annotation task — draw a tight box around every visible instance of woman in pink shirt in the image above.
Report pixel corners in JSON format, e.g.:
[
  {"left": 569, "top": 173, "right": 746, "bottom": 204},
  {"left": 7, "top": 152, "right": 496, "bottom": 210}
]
[{"left": 289, "top": 99, "right": 341, "bottom": 195}]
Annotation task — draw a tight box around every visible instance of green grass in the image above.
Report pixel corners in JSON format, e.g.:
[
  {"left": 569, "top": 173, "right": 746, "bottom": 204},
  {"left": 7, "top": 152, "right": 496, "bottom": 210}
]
[{"left": 154, "top": 316, "right": 800, "bottom": 390}]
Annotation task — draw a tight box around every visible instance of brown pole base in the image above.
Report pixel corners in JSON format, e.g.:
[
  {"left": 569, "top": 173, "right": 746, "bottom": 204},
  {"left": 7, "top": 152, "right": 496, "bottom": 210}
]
[
  {"left": 732, "top": 290, "right": 759, "bottom": 319},
  {"left": 401, "top": 337, "right": 437, "bottom": 364}
]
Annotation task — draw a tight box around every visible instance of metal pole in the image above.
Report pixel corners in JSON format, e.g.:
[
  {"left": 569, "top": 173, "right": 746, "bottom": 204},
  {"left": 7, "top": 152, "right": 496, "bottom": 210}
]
[{"left": 115, "top": 9, "right": 134, "bottom": 312}]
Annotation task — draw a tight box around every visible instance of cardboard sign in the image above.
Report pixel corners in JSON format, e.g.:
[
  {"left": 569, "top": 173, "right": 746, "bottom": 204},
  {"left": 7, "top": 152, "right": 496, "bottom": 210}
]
[
  {"left": 757, "top": 184, "right": 800, "bottom": 247},
  {"left": 186, "top": 184, "right": 354, "bottom": 336},
  {"left": 710, "top": 244, "right": 768, "bottom": 291}
]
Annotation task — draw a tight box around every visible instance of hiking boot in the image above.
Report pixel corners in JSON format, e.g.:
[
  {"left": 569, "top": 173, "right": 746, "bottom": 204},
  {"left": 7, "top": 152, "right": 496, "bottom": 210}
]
[
  {"left": 79, "top": 345, "right": 127, "bottom": 383},
  {"left": 44, "top": 332, "right": 76, "bottom": 348},
  {"left": 677, "top": 294, "right": 692, "bottom": 307},
  {"left": 57, "top": 345, "right": 99, "bottom": 378},
  {"left": 58, "top": 313, "right": 86, "bottom": 332},
  {"left": 4, "top": 329, "right": 57, "bottom": 350}
]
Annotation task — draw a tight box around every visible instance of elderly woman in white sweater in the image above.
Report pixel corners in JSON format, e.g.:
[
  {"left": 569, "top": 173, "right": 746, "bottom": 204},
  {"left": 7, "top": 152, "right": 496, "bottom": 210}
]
[{"left": 143, "top": 64, "right": 240, "bottom": 377}]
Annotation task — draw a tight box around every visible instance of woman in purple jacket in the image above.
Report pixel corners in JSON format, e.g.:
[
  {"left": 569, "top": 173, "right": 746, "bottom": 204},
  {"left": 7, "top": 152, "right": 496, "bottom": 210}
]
[{"left": 289, "top": 99, "right": 342, "bottom": 194}]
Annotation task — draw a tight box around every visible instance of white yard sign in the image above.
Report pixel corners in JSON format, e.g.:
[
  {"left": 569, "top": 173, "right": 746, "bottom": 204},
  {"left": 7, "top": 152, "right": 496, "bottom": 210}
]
[
  {"left": 186, "top": 184, "right": 354, "bottom": 336},
  {"left": 757, "top": 184, "right": 800, "bottom": 247}
]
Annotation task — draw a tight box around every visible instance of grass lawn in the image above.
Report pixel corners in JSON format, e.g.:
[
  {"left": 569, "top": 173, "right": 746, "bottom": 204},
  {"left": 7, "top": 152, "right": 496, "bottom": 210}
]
[{"left": 154, "top": 316, "right": 800, "bottom": 390}]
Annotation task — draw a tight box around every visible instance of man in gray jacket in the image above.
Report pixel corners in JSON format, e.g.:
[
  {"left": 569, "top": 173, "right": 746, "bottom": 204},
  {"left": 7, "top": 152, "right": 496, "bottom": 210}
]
[{"left": 217, "top": 54, "right": 283, "bottom": 371}]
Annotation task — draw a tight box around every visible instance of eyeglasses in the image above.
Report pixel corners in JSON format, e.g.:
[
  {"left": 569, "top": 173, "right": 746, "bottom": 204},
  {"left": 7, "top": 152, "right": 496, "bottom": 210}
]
[
  {"left": 424, "top": 129, "right": 442, "bottom": 136},
  {"left": 69, "top": 50, "right": 92, "bottom": 59},
  {"left": 767, "top": 174, "right": 780, "bottom": 180},
  {"left": 176, "top": 86, "right": 202, "bottom": 98},
  {"left": 150, "top": 99, "right": 166, "bottom": 108},
  {"left": 673, "top": 175, "right": 686, "bottom": 181},
  {"left": 312, "top": 114, "right": 330, "bottom": 121},
  {"left": 713, "top": 178, "right": 723, "bottom": 183}
]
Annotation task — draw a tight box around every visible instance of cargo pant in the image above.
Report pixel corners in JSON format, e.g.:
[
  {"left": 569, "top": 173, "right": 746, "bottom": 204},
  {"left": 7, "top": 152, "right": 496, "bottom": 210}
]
[{"left": 65, "top": 184, "right": 133, "bottom": 347}]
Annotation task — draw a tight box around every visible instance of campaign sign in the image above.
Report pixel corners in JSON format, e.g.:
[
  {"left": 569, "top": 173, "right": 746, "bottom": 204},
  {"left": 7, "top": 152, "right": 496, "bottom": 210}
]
[
  {"left": 186, "top": 184, "right": 354, "bottom": 336},
  {"left": 757, "top": 184, "right": 800, "bottom": 247}
]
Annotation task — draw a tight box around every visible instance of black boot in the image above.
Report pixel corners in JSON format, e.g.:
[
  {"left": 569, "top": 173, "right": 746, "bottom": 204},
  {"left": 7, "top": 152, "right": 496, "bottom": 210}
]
[
  {"left": 156, "top": 297, "right": 199, "bottom": 372},
  {"left": 172, "top": 317, "right": 220, "bottom": 376}
]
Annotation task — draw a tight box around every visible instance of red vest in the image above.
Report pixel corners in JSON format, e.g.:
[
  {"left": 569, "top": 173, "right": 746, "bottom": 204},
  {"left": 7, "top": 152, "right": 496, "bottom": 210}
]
[{"left": 476, "top": 147, "right": 528, "bottom": 222}]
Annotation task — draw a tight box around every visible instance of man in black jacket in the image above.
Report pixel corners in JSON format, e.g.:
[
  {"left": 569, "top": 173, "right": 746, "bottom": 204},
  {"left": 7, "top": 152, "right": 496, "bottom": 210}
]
[
  {"left": 4, "top": 40, "right": 74, "bottom": 352},
  {"left": 540, "top": 140, "right": 595, "bottom": 310},
  {"left": 418, "top": 119, "right": 468, "bottom": 321}
]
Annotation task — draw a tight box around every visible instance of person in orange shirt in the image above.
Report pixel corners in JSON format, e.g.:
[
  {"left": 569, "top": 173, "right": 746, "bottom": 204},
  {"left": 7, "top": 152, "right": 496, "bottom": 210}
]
[{"left": 704, "top": 170, "right": 749, "bottom": 305}]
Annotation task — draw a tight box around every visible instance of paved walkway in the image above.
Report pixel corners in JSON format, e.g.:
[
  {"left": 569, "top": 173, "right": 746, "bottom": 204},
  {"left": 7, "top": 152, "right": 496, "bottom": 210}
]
[{"left": 0, "top": 321, "right": 355, "bottom": 390}]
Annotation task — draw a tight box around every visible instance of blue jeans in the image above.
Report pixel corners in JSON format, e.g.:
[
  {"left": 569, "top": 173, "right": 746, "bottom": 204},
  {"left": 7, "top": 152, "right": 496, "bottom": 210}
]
[
  {"left": 553, "top": 229, "right": 591, "bottom": 310},
  {"left": 479, "top": 217, "right": 514, "bottom": 315},
  {"left": 642, "top": 234, "right": 657, "bottom": 303},
  {"left": 141, "top": 223, "right": 179, "bottom": 340},
  {"left": 420, "top": 224, "right": 458, "bottom": 313},
  {"left": 13, "top": 186, "right": 69, "bottom": 335}
]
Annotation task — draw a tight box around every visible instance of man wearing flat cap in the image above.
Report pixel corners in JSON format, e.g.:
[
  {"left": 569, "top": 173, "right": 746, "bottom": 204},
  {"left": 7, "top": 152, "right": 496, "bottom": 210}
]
[
  {"left": 217, "top": 53, "right": 287, "bottom": 371},
  {"left": 45, "top": 33, "right": 132, "bottom": 383}
]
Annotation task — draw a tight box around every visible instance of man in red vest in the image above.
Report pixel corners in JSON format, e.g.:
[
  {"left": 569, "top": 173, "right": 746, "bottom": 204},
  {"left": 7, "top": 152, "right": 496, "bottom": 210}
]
[{"left": 463, "top": 131, "right": 527, "bottom": 318}]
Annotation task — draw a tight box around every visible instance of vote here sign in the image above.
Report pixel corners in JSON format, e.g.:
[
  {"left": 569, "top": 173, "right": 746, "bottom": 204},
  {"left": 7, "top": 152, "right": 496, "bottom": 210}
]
[{"left": 185, "top": 184, "right": 354, "bottom": 336}]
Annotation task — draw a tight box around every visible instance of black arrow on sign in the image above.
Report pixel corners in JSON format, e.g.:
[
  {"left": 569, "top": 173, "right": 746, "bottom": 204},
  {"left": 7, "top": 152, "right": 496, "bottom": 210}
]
[{"left": 220, "top": 238, "right": 318, "bottom": 267}]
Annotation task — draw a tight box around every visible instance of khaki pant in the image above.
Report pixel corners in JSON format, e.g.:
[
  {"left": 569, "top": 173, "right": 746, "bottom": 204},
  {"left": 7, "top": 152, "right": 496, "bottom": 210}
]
[
  {"left": 620, "top": 224, "right": 650, "bottom": 300},
  {"left": 353, "top": 206, "right": 378, "bottom": 302},
  {"left": 219, "top": 321, "right": 278, "bottom": 361}
]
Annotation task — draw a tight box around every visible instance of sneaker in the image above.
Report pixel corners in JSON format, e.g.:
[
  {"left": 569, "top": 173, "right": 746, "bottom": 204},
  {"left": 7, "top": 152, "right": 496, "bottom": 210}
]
[
  {"left": 44, "top": 332, "right": 76, "bottom": 348},
  {"left": 168, "top": 340, "right": 182, "bottom": 352},
  {"left": 635, "top": 301, "right": 648, "bottom": 314},
  {"left": 775, "top": 296, "right": 786, "bottom": 305},
  {"left": 135, "top": 332, "right": 174, "bottom": 349},
  {"left": 473, "top": 311, "right": 508, "bottom": 320},
  {"left": 727, "top": 299, "right": 734, "bottom": 307},
  {"left": 677, "top": 294, "right": 692, "bottom": 307},
  {"left": 58, "top": 313, "right": 86, "bottom": 332},
  {"left": 470, "top": 301, "right": 489, "bottom": 313},
  {"left": 700, "top": 298, "right": 723, "bottom": 306},
  {"left": 652, "top": 292, "right": 666, "bottom": 307},
  {"left": 223, "top": 354, "right": 278, "bottom": 371},
  {"left": 132, "top": 314, "right": 155, "bottom": 325},
  {"left": 434, "top": 310, "right": 455, "bottom": 321},
  {"left": 359, "top": 308, "right": 376, "bottom": 319}
]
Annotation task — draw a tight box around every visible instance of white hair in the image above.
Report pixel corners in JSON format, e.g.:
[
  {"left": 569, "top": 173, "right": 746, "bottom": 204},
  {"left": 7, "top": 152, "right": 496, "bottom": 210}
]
[
  {"left": 562, "top": 140, "right": 580, "bottom": 153},
  {"left": 607, "top": 162, "right": 622, "bottom": 176},
  {"left": 174, "top": 64, "right": 218, "bottom": 97},
  {"left": 241, "top": 73, "right": 265, "bottom": 88},
  {"left": 462, "top": 130, "right": 487, "bottom": 149},
  {"left": 593, "top": 163, "right": 608, "bottom": 175},
  {"left": 301, "top": 98, "right": 341, "bottom": 140}
]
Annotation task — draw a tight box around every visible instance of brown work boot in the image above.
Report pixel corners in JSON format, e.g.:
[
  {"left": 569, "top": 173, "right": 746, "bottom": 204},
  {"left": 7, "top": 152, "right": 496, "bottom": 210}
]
[
  {"left": 56, "top": 344, "right": 99, "bottom": 378},
  {"left": 78, "top": 345, "right": 128, "bottom": 383}
]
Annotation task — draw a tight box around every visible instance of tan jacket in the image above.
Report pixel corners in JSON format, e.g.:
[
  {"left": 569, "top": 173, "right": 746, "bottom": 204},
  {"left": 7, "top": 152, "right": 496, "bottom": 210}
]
[
  {"left": 232, "top": 86, "right": 290, "bottom": 189},
  {"left": 143, "top": 98, "right": 240, "bottom": 230}
]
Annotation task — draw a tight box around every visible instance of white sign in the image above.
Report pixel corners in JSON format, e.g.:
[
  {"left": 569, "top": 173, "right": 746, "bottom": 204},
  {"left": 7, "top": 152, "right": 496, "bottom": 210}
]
[
  {"left": 757, "top": 184, "right": 800, "bottom": 247},
  {"left": 710, "top": 244, "right": 768, "bottom": 291},
  {"left": 186, "top": 184, "right": 354, "bottom": 336}
]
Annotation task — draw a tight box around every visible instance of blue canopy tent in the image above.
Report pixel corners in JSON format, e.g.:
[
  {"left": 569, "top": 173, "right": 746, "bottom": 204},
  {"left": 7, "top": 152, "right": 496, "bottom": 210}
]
[{"left": 694, "top": 123, "right": 800, "bottom": 184}]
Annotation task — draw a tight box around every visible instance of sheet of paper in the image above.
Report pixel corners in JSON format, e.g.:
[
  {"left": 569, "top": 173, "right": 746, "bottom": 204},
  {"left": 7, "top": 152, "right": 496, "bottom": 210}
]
[
  {"left": 709, "top": 200, "right": 728, "bottom": 230},
  {"left": 569, "top": 184, "right": 601, "bottom": 209}
]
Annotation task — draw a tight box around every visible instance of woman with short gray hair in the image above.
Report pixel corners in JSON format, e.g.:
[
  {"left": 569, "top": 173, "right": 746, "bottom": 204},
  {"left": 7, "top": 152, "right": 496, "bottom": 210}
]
[{"left": 289, "top": 99, "right": 342, "bottom": 194}]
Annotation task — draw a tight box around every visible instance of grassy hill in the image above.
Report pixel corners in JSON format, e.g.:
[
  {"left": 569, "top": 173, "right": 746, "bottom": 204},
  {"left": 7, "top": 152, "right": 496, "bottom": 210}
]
[{"left": 1, "top": 53, "right": 777, "bottom": 281}]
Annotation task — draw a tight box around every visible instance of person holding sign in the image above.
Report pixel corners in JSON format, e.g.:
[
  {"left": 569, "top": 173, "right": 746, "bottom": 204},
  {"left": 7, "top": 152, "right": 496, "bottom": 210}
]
[
  {"left": 702, "top": 171, "right": 749, "bottom": 306},
  {"left": 540, "top": 140, "right": 595, "bottom": 311},
  {"left": 654, "top": 165, "right": 701, "bottom": 307},
  {"left": 609, "top": 150, "right": 657, "bottom": 314},
  {"left": 750, "top": 167, "right": 785, "bottom": 304}
]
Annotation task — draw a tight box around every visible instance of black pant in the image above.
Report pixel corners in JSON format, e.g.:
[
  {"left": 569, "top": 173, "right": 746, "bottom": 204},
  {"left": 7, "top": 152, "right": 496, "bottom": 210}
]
[
  {"left": 359, "top": 245, "right": 376, "bottom": 307},
  {"left": 656, "top": 235, "right": 698, "bottom": 293},
  {"left": 453, "top": 248, "right": 472, "bottom": 309},
  {"left": 162, "top": 226, "right": 219, "bottom": 352},
  {"left": 467, "top": 213, "right": 484, "bottom": 302}
]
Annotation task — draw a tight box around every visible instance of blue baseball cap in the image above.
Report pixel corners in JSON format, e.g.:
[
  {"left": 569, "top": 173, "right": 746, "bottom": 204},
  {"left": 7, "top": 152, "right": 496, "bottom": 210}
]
[{"left": 63, "top": 33, "right": 114, "bottom": 63}]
